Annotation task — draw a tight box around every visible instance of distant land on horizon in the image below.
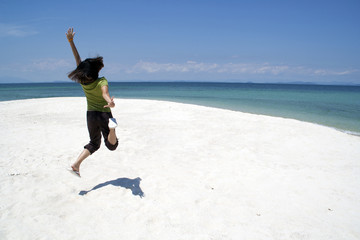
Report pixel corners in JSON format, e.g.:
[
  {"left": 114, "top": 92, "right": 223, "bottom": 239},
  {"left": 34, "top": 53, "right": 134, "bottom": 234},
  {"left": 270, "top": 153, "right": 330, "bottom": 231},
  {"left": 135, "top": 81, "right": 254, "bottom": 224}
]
[
  {"left": 0, "top": 76, "right": 359, "bottom": 87},
  {"left": 0, "top": 78, "right": 359, "bottom": 87}
]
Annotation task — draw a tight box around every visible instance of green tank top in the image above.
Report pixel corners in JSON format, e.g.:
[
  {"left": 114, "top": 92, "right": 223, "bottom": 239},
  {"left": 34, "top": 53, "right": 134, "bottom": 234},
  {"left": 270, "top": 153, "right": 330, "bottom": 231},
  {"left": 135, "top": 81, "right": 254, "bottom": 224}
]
[{"left": 81, "top": 77, "right": 111, "bottom": 112}]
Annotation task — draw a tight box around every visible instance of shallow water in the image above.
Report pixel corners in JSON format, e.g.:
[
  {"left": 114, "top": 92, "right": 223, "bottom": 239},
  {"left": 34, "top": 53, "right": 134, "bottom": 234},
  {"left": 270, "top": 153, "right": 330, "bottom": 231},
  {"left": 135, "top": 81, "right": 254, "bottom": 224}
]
[{"left": 1, "top": 82, "right": 359, "bottom": 135}]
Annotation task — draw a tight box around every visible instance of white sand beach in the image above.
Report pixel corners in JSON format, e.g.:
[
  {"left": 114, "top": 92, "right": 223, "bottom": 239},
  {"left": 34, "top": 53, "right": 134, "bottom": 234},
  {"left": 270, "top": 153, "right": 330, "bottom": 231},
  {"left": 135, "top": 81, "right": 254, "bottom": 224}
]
[{"left": 1, "top": 97, "right": 360, "bottom": 240}]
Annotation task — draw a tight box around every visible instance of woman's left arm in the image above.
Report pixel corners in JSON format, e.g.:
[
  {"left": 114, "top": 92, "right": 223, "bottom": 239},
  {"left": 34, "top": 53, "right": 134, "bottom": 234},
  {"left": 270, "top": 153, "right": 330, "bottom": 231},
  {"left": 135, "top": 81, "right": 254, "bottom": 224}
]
[
  {"left": 102, "top": 85, "right": 115, "bottom": 108},
  {"left": 66, "top": 28, "right": 81, "bottom": 66}
]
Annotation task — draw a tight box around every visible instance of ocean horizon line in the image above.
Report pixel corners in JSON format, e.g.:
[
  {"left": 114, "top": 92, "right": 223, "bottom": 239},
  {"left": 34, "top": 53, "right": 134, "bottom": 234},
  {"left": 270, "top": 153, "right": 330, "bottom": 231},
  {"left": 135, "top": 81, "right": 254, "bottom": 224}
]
[{"left": 1, "top": 80, "right": 360, "bottom": 87}]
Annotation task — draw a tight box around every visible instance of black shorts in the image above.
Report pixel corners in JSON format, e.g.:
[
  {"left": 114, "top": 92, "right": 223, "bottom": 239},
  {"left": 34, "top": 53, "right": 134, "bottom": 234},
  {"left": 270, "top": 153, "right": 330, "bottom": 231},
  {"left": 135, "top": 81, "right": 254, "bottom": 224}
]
[{"left": 84, "top": 111, "right": 118, "bottom": 154}]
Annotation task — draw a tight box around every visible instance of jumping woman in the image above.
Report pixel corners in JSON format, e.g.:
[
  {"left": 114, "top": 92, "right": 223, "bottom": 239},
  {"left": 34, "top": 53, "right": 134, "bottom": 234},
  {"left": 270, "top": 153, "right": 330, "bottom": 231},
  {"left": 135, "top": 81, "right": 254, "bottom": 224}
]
[{"left": 66, "top": 27, "right": 118, "bottom": 177}]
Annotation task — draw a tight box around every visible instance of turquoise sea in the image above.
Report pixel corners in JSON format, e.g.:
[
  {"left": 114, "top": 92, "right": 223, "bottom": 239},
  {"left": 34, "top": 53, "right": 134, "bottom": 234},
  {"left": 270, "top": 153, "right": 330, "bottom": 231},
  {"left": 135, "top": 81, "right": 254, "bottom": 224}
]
[{"left": 1, "top": 82, "right": 360, "bottom": 136}]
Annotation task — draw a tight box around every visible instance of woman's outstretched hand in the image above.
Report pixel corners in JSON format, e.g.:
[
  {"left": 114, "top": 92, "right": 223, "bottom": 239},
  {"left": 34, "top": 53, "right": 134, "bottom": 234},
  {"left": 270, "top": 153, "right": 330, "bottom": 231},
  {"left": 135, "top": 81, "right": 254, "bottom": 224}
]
[
  {"left": 66, "top": 28, "right": 75, "bottom": 41},
  {"left": 104, "top": 97, "right": 115, "bottom": 108}
]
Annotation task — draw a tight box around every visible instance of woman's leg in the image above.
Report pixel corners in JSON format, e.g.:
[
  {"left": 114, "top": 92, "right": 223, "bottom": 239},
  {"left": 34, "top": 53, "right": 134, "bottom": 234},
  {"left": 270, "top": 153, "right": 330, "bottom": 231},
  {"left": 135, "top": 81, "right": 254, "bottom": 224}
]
[
  {"left": 71, "top": 149, "right": 91, "bottom": 173},
  {"left": 108, "top": 128, "right": 117, "bottom": 145},
  {"left": 71, "top": 111, "right": 101, "bottom": 175},
  {"left": 101, "top": 113, "right": 119, "bottom": 151}
]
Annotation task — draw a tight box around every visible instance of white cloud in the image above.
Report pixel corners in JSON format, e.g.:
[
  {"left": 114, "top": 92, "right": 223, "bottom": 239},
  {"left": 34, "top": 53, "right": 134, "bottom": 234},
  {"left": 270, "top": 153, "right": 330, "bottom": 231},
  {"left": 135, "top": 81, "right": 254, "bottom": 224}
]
[
  {"left": 0, "top": 58, "right": 74, "bottom": 82},
  {"left": 0, "top": 23, "right": 38, "bottom": 37},
  {"left": 0, "top": 59, "right": 73, "bottom": 72},
  {"left": 214, "top": 63, "right": 290, "bottom": 75},
  {"left": 313, "top": 69, "right": 358, "bottom": 76},
  {"left": 126, "top": 61, "right": 219, "bottom": 73},
  {"left": 120, "top": 61, "right": 357, "bottom": 77},
  {"left": 31, "top": 59, "right": 72, "bottom": 71},
  {"left": 120, "top": 61, "right": 303, "bottom": 75},
  {"left": 1, "top": 58, "right": 358, "bottom": 83}
]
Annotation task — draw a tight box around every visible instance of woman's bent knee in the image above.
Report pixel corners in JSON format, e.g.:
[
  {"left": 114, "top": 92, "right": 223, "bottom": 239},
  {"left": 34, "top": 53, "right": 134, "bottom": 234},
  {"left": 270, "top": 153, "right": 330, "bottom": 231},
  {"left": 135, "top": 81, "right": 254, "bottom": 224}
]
[
  {"left": 84, "top": 142, "right": 100, "bottom": 154},
  {"left": 105, "top": 140, "right": 118, "bottom": 151}
]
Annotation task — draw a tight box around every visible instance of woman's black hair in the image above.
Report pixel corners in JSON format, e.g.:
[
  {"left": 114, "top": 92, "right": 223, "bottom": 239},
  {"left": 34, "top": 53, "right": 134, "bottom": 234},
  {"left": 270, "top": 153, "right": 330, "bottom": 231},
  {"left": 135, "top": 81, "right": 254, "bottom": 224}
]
[{"left": 68, "top": 56, "right": 104, "bottom": 84}]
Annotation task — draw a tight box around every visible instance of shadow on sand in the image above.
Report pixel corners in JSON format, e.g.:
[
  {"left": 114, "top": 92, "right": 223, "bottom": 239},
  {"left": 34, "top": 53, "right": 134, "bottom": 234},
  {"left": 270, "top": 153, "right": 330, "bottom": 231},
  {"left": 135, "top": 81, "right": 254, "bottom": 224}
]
[{"left": 79, "top": 177, "right": 144, "bottom": 198}]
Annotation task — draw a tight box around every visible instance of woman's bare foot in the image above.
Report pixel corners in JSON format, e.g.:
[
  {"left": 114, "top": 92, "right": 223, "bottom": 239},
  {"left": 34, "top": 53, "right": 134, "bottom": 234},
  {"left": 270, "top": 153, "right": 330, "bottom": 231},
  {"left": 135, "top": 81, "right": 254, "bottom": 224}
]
[{"left": 69, "top": 165, "right": 80, "bottom": 177}]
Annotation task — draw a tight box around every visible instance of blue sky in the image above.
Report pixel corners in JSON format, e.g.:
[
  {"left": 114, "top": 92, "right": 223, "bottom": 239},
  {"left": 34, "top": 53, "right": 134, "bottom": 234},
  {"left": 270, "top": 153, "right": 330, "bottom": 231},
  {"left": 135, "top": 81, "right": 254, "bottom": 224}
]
[{"left": 0, "top": 0, "right": 359, "bottom": 84}]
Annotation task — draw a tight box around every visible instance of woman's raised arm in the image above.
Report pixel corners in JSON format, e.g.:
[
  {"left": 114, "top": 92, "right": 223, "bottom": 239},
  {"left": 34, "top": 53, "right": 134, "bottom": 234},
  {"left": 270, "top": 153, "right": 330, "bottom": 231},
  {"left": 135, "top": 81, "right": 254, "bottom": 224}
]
[{"left": 66, "top": 28, "right": 81, "bottom": 66}]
